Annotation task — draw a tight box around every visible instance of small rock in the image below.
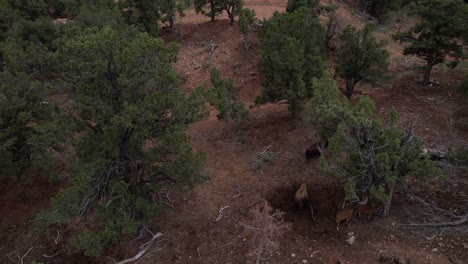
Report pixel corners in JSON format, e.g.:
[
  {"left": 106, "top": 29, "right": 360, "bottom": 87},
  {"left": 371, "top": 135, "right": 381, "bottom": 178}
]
[
  {"left": 346, "top": 236, "right": 356, "bottom": 246},
  {"left": 291, "top": 253, "right": 296, "bottom": 257},
  {"left": 347, "top": 232, "right": 354, "bottom": 236},
  {"left": 302, "top": 260, "right": 308, "bottom": 263},
  {"left": 249, "top": 71, "right": 256, "bottom": 76},
  {"left": 194, "top": 65, "right": 201, "bottom": 69},
  {"left": 432, "top": 248, "right": 438, "bottom": 252}
]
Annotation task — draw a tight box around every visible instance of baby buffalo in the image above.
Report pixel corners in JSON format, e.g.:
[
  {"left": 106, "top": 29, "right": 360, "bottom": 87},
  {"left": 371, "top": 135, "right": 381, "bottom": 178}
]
[{"left": 295, "top": 183, "right": 308, "bottom": 210}]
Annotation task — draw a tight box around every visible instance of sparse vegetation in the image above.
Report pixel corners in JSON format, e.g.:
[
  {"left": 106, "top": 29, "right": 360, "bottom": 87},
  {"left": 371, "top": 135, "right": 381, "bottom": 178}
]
[{"left": 1, "top": 0, "right": 467, "bottom": 263}]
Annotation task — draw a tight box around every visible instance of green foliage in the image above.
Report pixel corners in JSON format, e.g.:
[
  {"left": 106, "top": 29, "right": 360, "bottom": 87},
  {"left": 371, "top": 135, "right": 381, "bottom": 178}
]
[
  {"left": 359, "top": 0, "right": 403, "bottom": 21},
  {"left": 447, "top": 146, "right": 468, "bottom": 166},
  {"left": 238, "top": 8, "right": 255, "bottom": 35},
  {"left": 194, "top": 0, "right": 243, "bottom": 25},
  {"left": 286, "top": 0, "right": 319, "bottom": 13},
  {"left": 41, "top": 26, "right": 208, "bottom": 255},
  {"left": 0, "top": 14, "right": 56, "bottom": 78},
  {"left": 306, "top": 74, "right": 439, "bottom": 216},
  {"left": 73, "top": 1, "right": 127, "bottom": 29},
  {"left": 0, "top": 72, "right": 57, "bottom": 180},
  {"left": 458, "top": 73, "right": 468, "bottom": 94},
  {"left": 335, "top": 24, "right": 390, "bottom": 99},
  {"left": 251, "top": 152, "right": 274, "bottom": 171},
  {"left": 238, "top": 7, "right": 255, "bottom": 51},
  {"left": 206, "top": 68, "right": 248, "bottom": 126},
  {"left": 393, "top": 0, "right": 468, "bottom": 85},
  {"left": 256, "top": 7, "right": 326, "bottom": 123},
  {"left": 304, "top": 71, "right": 349, "bottom": 142},
  {"left": 6, "top": 0, "right": 48, "bottom": 20}
]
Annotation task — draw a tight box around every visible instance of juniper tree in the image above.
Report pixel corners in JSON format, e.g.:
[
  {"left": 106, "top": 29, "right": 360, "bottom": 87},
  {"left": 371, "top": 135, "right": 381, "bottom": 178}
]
[
  {"left": 40, "top": 26, "right": 208, "bottom": 256},
  {"left": 335, "top": 24, "right": 389, "bottom": 99},
  {"left": 394, "top": 0, "right": 468, "bottom": 85},
  {"left": 359, "top": 0, "right": 403, "bottom": 21},
  {"left": 286, "top": 0, "right": 319, "bottom": 13},
  {"left": 206, "top": 68, "right": 248, "bottom": 127},
  {"left": 194, "top": 0, "right": 243, "bottom": 25},
  {"left": 0, "top": 72, "right": 60, "bottom": 180},
  {"left": 238, "top": 7, "right": 256, "bottom": 51},
  {"left": 256, "top": 7, "right": 326, "bottom": 127},
  {"left": 305, "top": 73, "right": 439, "bottom": 217}
]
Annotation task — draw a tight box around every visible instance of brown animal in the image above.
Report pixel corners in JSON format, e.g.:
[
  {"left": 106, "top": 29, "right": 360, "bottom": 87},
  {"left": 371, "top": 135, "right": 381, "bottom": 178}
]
[
  {"left": 356, "top": 204, "right": 380, "bottom": 219},
  {"left": 305, "top": 140, "right": 329, "bottom": 162},
  {"left": 336, "top": 208, "right": 354, "bottom": 226},
  {"left": 295, "top": 183, "right": 308, "bottom": 210}
]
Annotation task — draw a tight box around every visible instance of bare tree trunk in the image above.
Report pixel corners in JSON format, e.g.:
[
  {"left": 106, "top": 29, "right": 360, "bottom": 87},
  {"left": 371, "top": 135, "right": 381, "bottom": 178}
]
[
  {"left": 210, "top": 0, "right": 215, "bottom": 22},
  {"left": 290, "top": 111, "right": 297, "bottom": 130},
  {"left": 423, "top": 64, "right": 433, "bottom": 85},
  {"left": 383, "top": 185, "right": 395, "bottom": 217},
  {"left": 345, "top": 82, "right": 354, "bottom": 99}
]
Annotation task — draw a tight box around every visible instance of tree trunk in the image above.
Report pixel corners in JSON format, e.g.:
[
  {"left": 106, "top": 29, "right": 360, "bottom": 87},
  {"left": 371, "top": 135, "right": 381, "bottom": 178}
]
[
  {"left": 210, "top": 0, "right": 215, "bottom": 22},
  {"left": 383, "top": 185, "right": 395, "bottom": 217},
  {"left": 226, "top": 7, "right": 234, "bottom": 25},
  {"left": 290, "top": 111, "right": 297, "bottom": 130},
  {"left": 243, "top": 34, "right": 250, "bottom": 51},
  {"left": 344, "top": 82, "right": 354, "bottom": 99},
  {"left": 423, "top": 64, "right": 433, "bottom": 85}
]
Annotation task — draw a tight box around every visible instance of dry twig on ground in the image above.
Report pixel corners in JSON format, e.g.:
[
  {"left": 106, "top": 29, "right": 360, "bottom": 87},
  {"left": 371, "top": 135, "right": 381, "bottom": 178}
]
[
  {"left": 398, "top": 189, "right": 468, "bottom": 228},
  {"left": 112, "top": 227, "right": 164, "bottom": 264}
]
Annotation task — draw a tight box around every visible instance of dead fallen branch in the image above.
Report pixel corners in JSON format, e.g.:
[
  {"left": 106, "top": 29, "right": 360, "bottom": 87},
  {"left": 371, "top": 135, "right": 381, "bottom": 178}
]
[
  {"left": 397, "top": 214, "right": 468, "bottom": 227},
  {"left": 399, "top": 189, "right": 468, "bottom": 227},
  {"left": 256, "top": 145, "right": 272, "bottom": 156},
  {"left": 18, "top": 247, "right": 33, "bottom": 264},
  {"left": 213, "top": 236, "right": 241, "bottom": 250},
  {"left": 43, "top": 250, "right": 62, "bottom": 258},
  {"left": 242, "top": 201, "right": 292, "bottom": 264},
  {"left": 228, "top": 185, "right": 246, "bottom": 202},
  {"left": 53, "top": 229, "right": 60, "bottom": 244},
  {"left": 115, "top": 228, "right": 163, "bottom": 264},
  {"left": 307, "top": 201, "right": 316, "bottom": 222},
  {"left": 215, "top": 205, "right": 230, "bottom": 222}
]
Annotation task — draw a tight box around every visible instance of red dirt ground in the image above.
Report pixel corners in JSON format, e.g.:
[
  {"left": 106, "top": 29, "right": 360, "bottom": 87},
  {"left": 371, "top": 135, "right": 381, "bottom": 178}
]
[{"left": 1, "top": 1, "right": 466, "bottom": 264}]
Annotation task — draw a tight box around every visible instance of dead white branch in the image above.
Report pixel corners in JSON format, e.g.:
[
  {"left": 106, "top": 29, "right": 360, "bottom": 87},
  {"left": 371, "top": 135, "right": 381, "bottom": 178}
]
[
  {"left": 256, "top": 145, "right": 272, "bottom": 156},
  {"left": 397, "top": 214, "right": 468, "bottom": 227},
  {"left": 54, "top": 229, "right": 60, "bottom": 244},
  {"left": 215, "top": 205, "right": 230, "bottom": 222},
  {"left": 115, "top": 230, "right": 163, "bottom": 264},
  {"left": 18, "top": 247, "right": 33, "bottom": 264}
]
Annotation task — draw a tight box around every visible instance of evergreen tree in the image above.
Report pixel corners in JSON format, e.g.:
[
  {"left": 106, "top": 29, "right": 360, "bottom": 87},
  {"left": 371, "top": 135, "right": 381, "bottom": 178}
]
[
  {"left": 206, "top": 68, "right": 248, "bottom": 126},
  {"left": 286, "top": 0, "right": 319, "bottom": 13},
  {"left": 359, "top": 0, "right": 403, "bottom": 21},
  {"left": 0, "top": 72, "right": 57, "bottom": 180},
  {"left": 256, "top": 7, "right": 326, "bottom": 126},
  {"left": 394, "top": 0, "right": 468, "bottom": 85},
  {"left": 194, "top": 0, "right": 243, "bottom": 25},
  {"left": 305, "top": 73, "right": 439, "bottom": 217},
  {"left": 121, "top": 0, "right": 161, "bottom": 36},
  {"left": 238, "top": 7, "right": 256, "bottom": 51},
  {"left": 335, "top": 24, "right": 389, "bottom": 99},
  {"left": 41, "top": 27, "right": 209, "bottom": 256}
]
